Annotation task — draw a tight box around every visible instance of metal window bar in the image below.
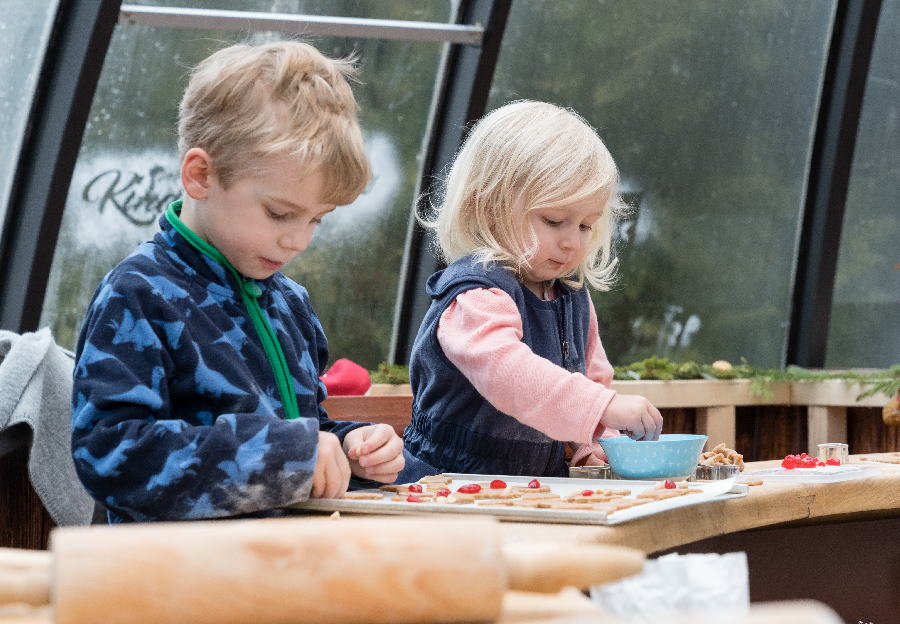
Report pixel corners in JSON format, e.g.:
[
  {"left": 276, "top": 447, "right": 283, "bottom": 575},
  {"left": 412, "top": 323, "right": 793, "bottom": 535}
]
[
  {"left": 0, "top": 0, "right": 122, "bottom": 333},
  {"left": 119, "top": 5, "right": 484, "bottom": 45},
  {"left": 389, "top": 0, "right": 511, "bottom": 364}
]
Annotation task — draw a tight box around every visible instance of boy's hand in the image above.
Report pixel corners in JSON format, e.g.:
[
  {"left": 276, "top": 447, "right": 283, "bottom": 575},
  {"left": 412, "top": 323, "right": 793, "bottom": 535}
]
[
  {"left": 311, "top": 431, "right": 351, "bottom": 498},
  {"left": 602, "top": 394, "right": 663, "bottom": 441},
  {"left": 342, "top": 424, "right": 405, "bottom": 484}
]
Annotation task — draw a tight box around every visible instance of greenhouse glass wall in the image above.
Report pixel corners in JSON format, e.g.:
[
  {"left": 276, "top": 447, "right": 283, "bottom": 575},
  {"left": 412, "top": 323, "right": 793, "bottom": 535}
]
[{"left": 2, "top": 1, "right": 896, "bottom": 371}]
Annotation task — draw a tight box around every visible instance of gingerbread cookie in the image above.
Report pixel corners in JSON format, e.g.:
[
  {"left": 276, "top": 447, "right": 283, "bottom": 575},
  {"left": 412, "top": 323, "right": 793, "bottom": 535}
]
[{"left": 342, "top": 492, "right": 385, "bottom": 500}]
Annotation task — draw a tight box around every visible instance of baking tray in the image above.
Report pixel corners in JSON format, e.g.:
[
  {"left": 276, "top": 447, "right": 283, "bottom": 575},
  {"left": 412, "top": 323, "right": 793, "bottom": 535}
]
[
  {"left": 742, "top": 464, "right": 881, "bottom": 483},
  {"left": 291, "top": 473, "right": 746, "bottom": 526}
]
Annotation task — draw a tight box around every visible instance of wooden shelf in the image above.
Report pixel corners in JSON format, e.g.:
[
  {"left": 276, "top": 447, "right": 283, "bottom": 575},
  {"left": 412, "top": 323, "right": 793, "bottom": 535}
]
[{"left": 326, "top": 379, "right": 896, "bottom": 456}]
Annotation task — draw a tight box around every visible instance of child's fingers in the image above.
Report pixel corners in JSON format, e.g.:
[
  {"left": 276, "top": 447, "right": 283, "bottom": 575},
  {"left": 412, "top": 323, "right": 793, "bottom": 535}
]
[
  {"left": 355, "top": 423, "right": 394, "bottom": 457},
  {"left": 311, "top": 468, "right": 326, "bottom": 498},
  {"left": 626, "top": 421, "right": 646, "bottom": 440},
  {"left": 644, "top": 406, "right": 663, "bottom": 440},
  {"left": 366, "top": 471, "right": 400, "bottom": 484},
  {"left": 365, "top": 450, "right": 406, "bottom": 476},
  {"left": 362, "top": 453, "right": 406, "bottom": 483},
  {"left": 311, "top": 477, "right": 323, "bottom": 498},
  {"left": 323, "top": 452, "right": 350, "bottom": 499},
  {"left": 357, "top": 433, "right": 403, "bottom": 468}
]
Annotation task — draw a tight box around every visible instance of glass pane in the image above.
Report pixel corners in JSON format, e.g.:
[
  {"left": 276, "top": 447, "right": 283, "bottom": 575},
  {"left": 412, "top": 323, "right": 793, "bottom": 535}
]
[
  {"left": 826, "top": 0, "right": 900, "bottom": 368},
  {"left": 488, "top": 0, "right": 834, "bottom": 367},
  {"left": 40, "top": 5, "right": 447, "bottom": 370},
  {"left": 0, "top": 0, "right": 59, "bottom": 228}
]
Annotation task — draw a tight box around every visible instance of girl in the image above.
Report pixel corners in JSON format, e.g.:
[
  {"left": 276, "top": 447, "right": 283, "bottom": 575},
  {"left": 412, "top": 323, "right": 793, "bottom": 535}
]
[{"left": 404, "top": 100, "right": 662, "bottom": 477}]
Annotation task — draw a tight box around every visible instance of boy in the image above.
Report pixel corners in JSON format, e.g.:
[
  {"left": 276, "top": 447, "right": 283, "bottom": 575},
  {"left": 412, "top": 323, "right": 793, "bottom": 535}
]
[{"left": 72, "top": 41, "right": 406, "bottom": 522}]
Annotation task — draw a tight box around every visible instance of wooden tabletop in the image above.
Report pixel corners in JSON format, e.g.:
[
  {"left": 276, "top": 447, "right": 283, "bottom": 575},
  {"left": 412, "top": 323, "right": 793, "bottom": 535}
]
[{"left": 499, "top": 453, "right": 900, "bottom": 553}]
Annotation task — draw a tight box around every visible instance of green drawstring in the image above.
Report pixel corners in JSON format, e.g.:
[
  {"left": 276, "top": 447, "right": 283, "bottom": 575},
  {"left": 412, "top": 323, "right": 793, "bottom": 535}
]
[{"left": 165, "top": 200, "right": 300, "bottom": 420}]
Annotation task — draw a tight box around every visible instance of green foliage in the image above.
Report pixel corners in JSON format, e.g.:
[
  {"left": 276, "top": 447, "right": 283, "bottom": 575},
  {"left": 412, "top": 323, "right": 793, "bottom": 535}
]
[
  {"left": 623, "top": 357, "right": 676, "bottom": 380},
  {"left": 674, "top": 361, "right": 701, "bottom": 379},
  {"left": 612, "top": 357, "right": 900, "bottom": 402},
  {"left": 369, "top": 362, "right": 410, "bottom": 385}
]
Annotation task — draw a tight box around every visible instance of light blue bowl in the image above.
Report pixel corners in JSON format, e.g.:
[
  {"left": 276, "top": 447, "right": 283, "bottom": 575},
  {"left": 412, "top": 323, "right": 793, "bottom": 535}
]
[{"left": 599, "top": 434, "right": 708, "bottom": 479}]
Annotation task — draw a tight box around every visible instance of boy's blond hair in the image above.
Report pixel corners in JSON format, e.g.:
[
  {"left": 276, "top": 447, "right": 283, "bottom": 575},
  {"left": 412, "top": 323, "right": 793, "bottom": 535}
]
[
  {"left": 429, "top": 100, "right": 625, "bottom": 291},
  {"left": 178, "top": 40, "right": 371, "bottom": 205}
]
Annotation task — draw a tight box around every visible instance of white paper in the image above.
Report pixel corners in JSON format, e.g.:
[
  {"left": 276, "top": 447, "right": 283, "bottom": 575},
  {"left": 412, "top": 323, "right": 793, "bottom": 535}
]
[{"left": 590, "top": 551, "right": 749, "bottom": 621}]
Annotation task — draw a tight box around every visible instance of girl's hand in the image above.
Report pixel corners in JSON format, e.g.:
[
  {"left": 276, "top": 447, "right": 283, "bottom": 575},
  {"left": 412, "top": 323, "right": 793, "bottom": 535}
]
[
  {"left": 602, "top": 394, "right": 663, "bottom": 441},
  {"left": 342, "top": 424, "right": 406, "bottom": 483},
  {"left": 311, "top": 431, "right": 351, "bottom": 498}
]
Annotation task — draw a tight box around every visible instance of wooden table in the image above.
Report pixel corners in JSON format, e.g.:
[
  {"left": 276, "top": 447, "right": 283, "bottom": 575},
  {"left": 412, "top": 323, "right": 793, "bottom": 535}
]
[{"left": 500, "top": 453, "right": 900, "bottom": 623}]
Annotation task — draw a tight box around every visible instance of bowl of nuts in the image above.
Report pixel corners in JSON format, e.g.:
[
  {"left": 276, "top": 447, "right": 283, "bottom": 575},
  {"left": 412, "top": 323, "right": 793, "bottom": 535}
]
[{"left": 693, "top": 443, "right": 744, "bottom": 480}]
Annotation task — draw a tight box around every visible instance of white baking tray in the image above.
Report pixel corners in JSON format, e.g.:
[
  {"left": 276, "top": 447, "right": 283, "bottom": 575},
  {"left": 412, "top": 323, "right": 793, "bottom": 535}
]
[
  {"left": 291, "top": 473, "right": 745, "bottom": 526},
  {"left": 742, "top": 464, "right": 880, "bottom": 483}
]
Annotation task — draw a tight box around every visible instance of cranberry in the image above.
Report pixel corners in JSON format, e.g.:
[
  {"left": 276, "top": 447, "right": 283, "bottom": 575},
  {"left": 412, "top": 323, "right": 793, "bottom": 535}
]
[
  {"left": 826, "top": 458, "right": 841, "bottom": 466},
  {"left": 406, "top": 495, "right": 422, "bottom": 503},
  {"left": 816, "top": 460, "right": 826, "bottom": 467},
  {"left": 782, "top": 454, "right": 800, "bottom": 469},
  {"left": 799, "top": 456, "right": 818, "bottom": 468},
  {"left": 527, "top": 479, "right": 541, "bottom": 489},
  {"left": 581, "top": 489, "right": 594, "bottom": 496},
  {"left": 408, "top": 483, "right": 423, "bottom": 493},
  {"left": 664, "top": 480, "right": 676, "bottom": 489},
  {"left": 457, "top": 483, "right": 481, "bottom": 494},
  {"left": 435, "top": 488, "right": 451, "bottom": 497},
  {"left": 489, "top": 479, "right": 507, "bottom": 489}
]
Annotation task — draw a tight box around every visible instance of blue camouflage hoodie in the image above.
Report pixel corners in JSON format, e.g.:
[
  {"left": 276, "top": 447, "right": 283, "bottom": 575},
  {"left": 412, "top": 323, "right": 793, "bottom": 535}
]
[{"left": 71, "top": 204, "right": 369, "bottom": 522}]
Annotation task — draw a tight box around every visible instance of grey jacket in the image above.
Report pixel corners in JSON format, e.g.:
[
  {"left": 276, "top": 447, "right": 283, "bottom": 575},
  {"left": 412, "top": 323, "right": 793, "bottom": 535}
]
[{"left": 0, "top": 328, "right": 93, "bottom": 526}]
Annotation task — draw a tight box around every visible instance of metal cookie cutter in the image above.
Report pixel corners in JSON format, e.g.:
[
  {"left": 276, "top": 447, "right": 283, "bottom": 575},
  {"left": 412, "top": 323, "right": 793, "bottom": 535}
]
[{"left": 569, "top": 465, "right": 612, "bottom": 479}]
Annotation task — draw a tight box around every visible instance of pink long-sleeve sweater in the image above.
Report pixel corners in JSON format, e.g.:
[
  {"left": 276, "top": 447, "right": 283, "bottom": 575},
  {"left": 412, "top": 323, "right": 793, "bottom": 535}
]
[{"left": 436, "top": 287, "right": 621, "bottom": 466}]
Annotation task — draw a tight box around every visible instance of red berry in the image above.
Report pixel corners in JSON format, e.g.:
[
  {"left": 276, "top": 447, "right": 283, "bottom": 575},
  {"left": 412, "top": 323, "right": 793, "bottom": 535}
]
[
  {"left": 799, "top": 456, "right": 818, "bottom": 468},
  {"left": 489, "top": 479, "right": 507, "bottom": 489},
  {"left": 435, "top": 488, "right": 451, "bottom": 497},
  {"left": 406, "top": 495, "right": 422, "bottom": 503},
  {"left": 782, "top": 454, "right": 800, "bottom": 469},
  {"left": 527, "top": 479, "right": 541, "bottom": 489},
  {"left": 581, "top": 489, "right": 594, "bottom": 496},
  {"left": 826, "top": 458, "right": 841, "bottom": 466},
  {"left": 664, "top": 480, "right": 676, "bottom": 489},
  {"left": 457, "top": 483, "right": 481, "bottom": 494},
  {"left": 816, "top": 460, "right": 826, "bottom": 466},
  {"left": 407, "top": 483, "right": 423, "bottom": 493}
]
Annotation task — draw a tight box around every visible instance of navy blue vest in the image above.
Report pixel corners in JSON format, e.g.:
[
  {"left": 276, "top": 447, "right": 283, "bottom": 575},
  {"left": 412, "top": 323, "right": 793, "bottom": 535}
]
[{"left": 404, "top": 255, "right": 591, "bottom": 477}]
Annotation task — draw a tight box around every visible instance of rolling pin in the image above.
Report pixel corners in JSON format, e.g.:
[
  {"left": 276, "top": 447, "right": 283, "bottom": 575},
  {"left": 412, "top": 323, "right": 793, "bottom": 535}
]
[{"left": 0, "top": 516, "right": 644, "bottom": 624}]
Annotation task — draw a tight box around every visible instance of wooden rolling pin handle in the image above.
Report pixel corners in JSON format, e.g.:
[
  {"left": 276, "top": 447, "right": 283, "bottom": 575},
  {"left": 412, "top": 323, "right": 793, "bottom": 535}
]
[
  {"left": 0, "top": 571, "right": 51, "bottom": 607},
  {"left": 0, "top": 549, "right": 51, "bottom": 607},
  {"left": 503, "top": 543, "right": 645, "bottom": 593},
  {"left": 0, "top": 548, "right": 51, "bottom": 572}
]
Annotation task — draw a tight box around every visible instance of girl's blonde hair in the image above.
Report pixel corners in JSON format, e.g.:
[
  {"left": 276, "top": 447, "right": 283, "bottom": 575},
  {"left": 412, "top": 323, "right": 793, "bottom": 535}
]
[
  {"left": 178, "top": 40, "right": 371, "bottom": 205},
  {"left": 429, "top": 100, "right": 625, "bottom": 290}
]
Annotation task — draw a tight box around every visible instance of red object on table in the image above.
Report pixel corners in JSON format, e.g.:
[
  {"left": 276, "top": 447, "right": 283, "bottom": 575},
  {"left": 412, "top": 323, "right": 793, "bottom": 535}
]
[{"left": 320, "top": 358, "right": 371, "bottom": 396}]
